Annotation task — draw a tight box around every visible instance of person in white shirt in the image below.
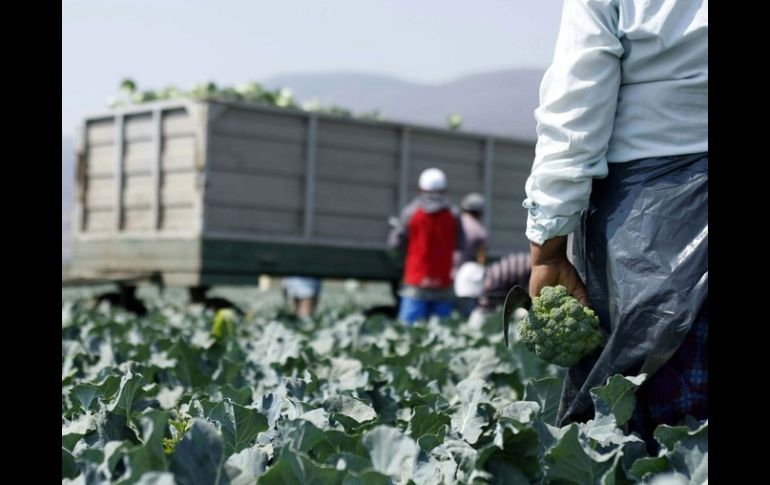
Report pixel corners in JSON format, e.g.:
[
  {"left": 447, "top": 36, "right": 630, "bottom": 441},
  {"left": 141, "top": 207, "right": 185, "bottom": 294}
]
[{"left": 523, "top": 0, "right": 708, "bottom": 451}]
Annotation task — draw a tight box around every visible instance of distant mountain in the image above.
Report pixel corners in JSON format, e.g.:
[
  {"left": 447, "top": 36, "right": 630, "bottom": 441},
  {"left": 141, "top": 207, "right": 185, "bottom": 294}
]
[{"left": 265, "top": 69, "right": 543, "bottom": 141}]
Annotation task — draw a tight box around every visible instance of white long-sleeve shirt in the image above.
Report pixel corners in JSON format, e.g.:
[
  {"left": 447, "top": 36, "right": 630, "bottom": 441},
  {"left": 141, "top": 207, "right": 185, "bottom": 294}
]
[{"left": 524, "top": 0, "right": 708, "bottom": 244}]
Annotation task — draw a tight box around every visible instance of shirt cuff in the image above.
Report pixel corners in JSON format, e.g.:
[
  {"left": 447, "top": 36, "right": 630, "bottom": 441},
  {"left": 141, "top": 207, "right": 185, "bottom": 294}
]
[{"left": 523, "top": 198, "right": 582, "bottom": 245}]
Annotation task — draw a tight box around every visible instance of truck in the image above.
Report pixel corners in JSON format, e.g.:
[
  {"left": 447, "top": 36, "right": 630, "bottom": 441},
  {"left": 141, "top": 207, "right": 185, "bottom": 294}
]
[{"left": 67, "top": 99, "right": 535, "bottom": 306}]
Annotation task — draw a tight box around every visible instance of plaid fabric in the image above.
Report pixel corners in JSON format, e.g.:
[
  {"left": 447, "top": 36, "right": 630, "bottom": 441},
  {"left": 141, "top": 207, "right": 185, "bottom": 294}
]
[
  {"left": 629, "top": 302, "right": 708, "bottom": 451},
  {"left": 478, "top": 252, "right": 532, "bottom": 311}
]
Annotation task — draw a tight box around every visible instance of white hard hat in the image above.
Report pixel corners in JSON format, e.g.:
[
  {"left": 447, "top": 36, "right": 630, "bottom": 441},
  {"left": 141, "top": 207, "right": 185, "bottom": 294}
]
[
  {"left": 418, "top": 168, "right": 447, "bottom": 192},
  {"left": 454, "top": 262, "right": 485, "bottom": 298}
]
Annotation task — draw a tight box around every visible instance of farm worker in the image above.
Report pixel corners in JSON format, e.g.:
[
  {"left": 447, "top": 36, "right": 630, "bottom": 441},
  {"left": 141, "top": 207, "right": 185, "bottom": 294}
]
[
  {"left": 282, "top": 277, "right": 321, "bottom": 318},
  {"left": 523, "top": 0, "right": 707, "bottom": 451},
  {"left": 387, "top": 168, "right": 464, "bottom": 325},
  {"left": 453, "top": 192, "right": 488, "bottom": 271},
  {"left": 452, "top": 192, "right": 488, "bottom": 317}
]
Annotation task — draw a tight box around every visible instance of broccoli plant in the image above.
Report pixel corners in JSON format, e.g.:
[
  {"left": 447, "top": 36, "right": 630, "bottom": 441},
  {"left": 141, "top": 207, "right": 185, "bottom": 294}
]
[
  {"left": 162, "top": 413, "right": 192, "bottom": 455},
  {"left": 517, "top": 285, "right": 604, "bottom": 367},
  {"left": 211, "top": 308, "right": 236, "bottom": 339}
]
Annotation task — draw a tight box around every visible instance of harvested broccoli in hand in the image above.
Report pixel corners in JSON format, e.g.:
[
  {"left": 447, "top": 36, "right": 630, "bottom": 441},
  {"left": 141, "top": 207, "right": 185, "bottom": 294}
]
[{"left": 518, "top": 285, "right": 604, "bottom": 367}]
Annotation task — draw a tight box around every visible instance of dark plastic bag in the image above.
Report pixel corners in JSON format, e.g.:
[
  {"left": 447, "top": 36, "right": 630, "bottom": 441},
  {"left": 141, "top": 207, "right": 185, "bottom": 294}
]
[{"left": 557, "top": 152, "right": 708, "bottom": 426}]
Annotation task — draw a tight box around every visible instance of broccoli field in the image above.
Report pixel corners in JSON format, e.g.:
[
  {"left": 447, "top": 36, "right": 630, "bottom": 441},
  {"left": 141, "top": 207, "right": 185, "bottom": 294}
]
[{"left": 62, "top": 285, "right": 707, "bottom": 484}]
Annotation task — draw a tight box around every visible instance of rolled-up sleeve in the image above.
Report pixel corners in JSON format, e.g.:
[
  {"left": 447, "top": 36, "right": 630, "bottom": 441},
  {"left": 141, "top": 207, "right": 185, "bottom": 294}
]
[
  {"left": 387, "top": 200, "right": 417, "bottom": 250},
  {"left": 523, "top": 0, "right": 623, "bottom": 245}
]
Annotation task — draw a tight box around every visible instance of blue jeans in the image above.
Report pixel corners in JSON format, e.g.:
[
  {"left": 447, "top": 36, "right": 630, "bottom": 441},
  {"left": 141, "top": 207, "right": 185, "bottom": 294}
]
[
  {"left": 455, "top": 297, "right": 478, "bottom": 319},
  {"left": 398, "top": 296, "right": 453, "bottom": 325}
]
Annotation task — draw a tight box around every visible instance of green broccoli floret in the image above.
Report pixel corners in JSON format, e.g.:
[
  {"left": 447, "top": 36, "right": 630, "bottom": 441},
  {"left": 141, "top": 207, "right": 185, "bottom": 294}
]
[{"left": 517, "top": 285, "right": 604, "bottom": 367}]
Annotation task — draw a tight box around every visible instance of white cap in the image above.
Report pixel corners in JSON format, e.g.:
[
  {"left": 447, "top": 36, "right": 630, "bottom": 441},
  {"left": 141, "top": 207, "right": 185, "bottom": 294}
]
[
  {"left": 461, "top": 193, "right": 485, "bottom": 212},
  {"left": 454, "top": 262, "right": 485, "bottom": 298},
  {"left": 418, "top": 168, "right": 447, "bottom": 192}
]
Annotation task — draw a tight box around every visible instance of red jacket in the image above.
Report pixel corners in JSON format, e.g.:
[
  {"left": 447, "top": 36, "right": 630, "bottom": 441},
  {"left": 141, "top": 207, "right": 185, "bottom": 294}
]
[{"left": 388, "top": 194, "right": 464, "bottom": 289}]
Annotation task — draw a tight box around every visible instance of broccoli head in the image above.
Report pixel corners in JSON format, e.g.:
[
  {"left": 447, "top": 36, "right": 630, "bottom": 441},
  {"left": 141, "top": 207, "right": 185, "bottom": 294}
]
[{"left": 517, "top": 285, "right": 604, "bottom": 367}]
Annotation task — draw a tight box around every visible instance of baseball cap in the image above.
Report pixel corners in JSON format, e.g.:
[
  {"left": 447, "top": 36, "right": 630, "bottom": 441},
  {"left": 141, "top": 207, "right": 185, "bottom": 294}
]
[{"left": 461, "top": 193, "right": 485, "bottom": 212}]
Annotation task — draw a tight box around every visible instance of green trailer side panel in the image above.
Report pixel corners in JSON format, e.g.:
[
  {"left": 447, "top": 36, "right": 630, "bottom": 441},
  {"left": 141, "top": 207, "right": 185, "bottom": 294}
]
[{"left": 200, "top": 239, "right": 403, "bottom": 282}]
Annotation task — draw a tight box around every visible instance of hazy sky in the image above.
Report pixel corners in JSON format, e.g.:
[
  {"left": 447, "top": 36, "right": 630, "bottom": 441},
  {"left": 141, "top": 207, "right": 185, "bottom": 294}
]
[{"left": 62, "top": 0, "right": 563, "bottom": 136}]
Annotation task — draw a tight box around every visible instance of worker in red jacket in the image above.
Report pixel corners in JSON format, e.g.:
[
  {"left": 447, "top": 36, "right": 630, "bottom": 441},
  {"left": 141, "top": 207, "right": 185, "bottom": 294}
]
[{"left": 387, "top": 168, "right": 464, "bottom": 325}]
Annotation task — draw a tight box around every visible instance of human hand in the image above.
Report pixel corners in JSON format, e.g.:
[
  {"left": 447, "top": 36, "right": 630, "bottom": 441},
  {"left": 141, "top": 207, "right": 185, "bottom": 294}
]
[{"left": 529, "top": 236, "right": 588, "bottom": 306}]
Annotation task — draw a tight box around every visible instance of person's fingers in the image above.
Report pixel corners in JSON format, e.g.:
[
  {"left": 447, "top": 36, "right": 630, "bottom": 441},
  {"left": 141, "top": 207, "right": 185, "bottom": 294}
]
[
  {"left": 566, "top": 266, "right": 589, "bottom": 307},
  {"left": 529, "top": 261, "right": 590, "bottom": 307},
  {"left": 529, "top": 278, "right": 542, "bottom": 298},
  {"left": 572, "top": 284, "right": 589, "bottom": 307},
  {"left": 528, "top": 265, "right": 552, "bottom": 298}
]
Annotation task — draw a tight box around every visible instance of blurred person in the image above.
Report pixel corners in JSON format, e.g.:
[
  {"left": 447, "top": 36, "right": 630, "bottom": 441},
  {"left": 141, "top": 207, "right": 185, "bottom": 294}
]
[
  {"left": 282, "top": 276, "right": 321, "bottom": 318},
  {"left": 523, "top": 0, "right": 707, "bottom": 451},
  {"left": 452, "top": 192, "right": 489, "bottom": 316},
  {"left": 454, "top": 192, "right": 488, "bottom": 270},
  {"left": 387, "top": 168, "right": 464, "bottom": 325}
]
